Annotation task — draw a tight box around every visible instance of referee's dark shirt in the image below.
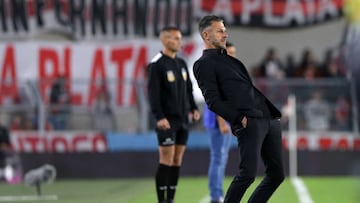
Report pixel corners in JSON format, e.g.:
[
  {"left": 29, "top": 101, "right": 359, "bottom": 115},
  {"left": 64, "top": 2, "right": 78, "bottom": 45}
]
[
  {"left": 148, "top": 52, "right": 198, "bottom": 122},
  {"left": 193, "top": 49, "right": 281, "bottom": 125}
]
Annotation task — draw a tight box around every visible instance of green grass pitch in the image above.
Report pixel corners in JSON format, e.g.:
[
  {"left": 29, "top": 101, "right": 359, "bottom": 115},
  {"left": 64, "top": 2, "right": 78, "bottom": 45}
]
[{"left": 0, "top": 176, "right": 358, "bottom": 203}]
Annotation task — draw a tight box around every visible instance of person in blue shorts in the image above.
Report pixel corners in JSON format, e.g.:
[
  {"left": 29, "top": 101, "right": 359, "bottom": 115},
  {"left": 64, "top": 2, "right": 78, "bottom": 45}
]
[{"left": 203, "top": 42, "right": 236, "bottom": 203}]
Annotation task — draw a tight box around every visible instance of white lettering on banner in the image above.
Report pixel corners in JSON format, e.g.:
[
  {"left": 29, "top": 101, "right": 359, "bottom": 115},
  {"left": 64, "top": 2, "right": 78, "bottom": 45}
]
[
  {"left": 264, "top": 0, "right": 283, "bottom": 26},
  {"left": 282, "top": 132, "right": 360, "bottom": 151},
  {"left": 197, "top": 0, "right": 343, "bottom": 27},
  {"left": 305, "top": 0, "right": 316, "bottom": 23},
  {"left": 10, "top": 131, "right": 107, "bottom": 153},
  {"left": 318, "top": 0, "right": 338, "bottom": 21},
  {"left": 212, "top": 0, "right": 234, "bottom": 24},
  {"left": 242, "top": 0, "right": 262, "bottom": 24},
  {"left": 284, "top": 0, "right": 305, "bottom": 25},
  {"left": 0, "top": 42, "right": 144, "bottom": 105},
  {"left": 263, "top": 0, "right": 339, "bottom": 26},
  {"left": 0, "top": 39, "right": 202, "bottom": 105}
]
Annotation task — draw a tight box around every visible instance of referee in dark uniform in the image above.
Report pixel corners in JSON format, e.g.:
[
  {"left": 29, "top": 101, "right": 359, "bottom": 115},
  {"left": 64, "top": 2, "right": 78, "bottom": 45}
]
[
  {"left": 147, "top": 26, "right": 200, "bottom": 203},
  {"left": 193, "top": 15, "right": 285, "bottom": 203}
]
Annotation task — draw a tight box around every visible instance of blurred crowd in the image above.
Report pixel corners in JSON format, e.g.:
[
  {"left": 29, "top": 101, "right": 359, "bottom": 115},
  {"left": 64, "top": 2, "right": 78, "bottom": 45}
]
[
  {"left": 5, "top": 75, "right": 116, "bottom": 132},
  {"left": 250, "top": 47, "right": 352, "bottom": 132},
  {"left": 251, "top": 47, "right": 347, "bottom": 79}
]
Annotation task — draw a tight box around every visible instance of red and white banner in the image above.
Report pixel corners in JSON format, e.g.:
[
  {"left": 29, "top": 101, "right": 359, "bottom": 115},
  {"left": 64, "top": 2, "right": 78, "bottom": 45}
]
[
  {"left": 0, "top": 0, "right": 193, "bottom": 40},
  {"left": 282, "top": 132, "right": 360, "bottom": 151},
  {"left": 9, "top": 131, "right": 360, "bottom": 153},
  {"left": 195, "top": 0, "right": 344, "bottom": 28},
  {"left": 0, "top": 0, "right": 344, "bottom": 41},
  {"left": 10, "top": 131, "right": 107, "bottom": 153},
  {"left": 0, "top": 39, "right": 205, "bottom": 105}
]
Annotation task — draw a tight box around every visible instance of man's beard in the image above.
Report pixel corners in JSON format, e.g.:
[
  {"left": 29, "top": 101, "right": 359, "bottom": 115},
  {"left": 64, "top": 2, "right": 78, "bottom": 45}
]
[
  {"left": 169, "top": 47, "right": 180, "bottom": 52},
  {"left": 211, "top": 40, "right": 225, "bottom": 49}
]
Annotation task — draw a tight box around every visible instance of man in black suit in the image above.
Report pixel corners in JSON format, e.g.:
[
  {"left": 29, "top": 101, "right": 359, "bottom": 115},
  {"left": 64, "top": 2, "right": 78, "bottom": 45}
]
[{"left": 193, "top": 15, "right": 285, "bottom": 203}]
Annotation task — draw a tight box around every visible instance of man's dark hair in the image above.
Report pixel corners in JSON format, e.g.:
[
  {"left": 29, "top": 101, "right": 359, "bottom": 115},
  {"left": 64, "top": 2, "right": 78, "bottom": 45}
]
[
  {"left": 226, "top": 42, "right": 234, "bottom": 48},
  {"left": 198, "top": 15, "right": 223, "bottom": 33},
  {"left": 161, "top": 26, "right": 180, "bottom": 33}
]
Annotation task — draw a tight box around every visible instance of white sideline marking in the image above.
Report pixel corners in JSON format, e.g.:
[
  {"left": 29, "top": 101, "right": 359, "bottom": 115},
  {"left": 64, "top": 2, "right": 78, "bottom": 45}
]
[
  {"left": 199, "top": 195, "right": 210, "bottom": 203},
  {"left": 0, "top": 195, "right": 58, "bottom": 202},
  {"left": 291, "top": 177, "right": 314, "bottom": 203}
]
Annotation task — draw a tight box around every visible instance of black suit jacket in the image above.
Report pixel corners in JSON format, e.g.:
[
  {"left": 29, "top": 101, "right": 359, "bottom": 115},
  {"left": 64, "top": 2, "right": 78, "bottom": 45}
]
[{"left": 193, "top": 49, "right": 281, "bottom": 126}]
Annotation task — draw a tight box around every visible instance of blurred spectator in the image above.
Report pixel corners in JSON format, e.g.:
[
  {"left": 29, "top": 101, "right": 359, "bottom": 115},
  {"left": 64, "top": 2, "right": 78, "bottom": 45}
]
[
  {"left": 321, "top": 49, "right": 346, "bottom": 78},
  {"left": 10, "top": 115, "right": 37, "bottom": 131},
  {"left": 299, "top": 48, "right": 316, "bottom": 69},
  {"left": 7, "top": 82, "right": 36, "bottom": 131},
  {"left": 323, "top": 58, "right": 345, "bottom": 78},
  {"left": 302, "top": 62, "right": 321, "bottom": 80},
  {"left": 92, "top": 88, "right": 116, "bottom": 132},
  {"left": 255, "top": 48, "right": 288, "bottom": 104},
  {"left": 319, "top": 48, "right": 333, "bottom": 76},
  {"left": 259, "top": 47, "right": 285, "bottom": 79},
  {"left": 30, "top": 110, "right": 54, "bottom": 131},
  {"left": 334, "top": 95, "right": 351, "bottom": 131},
  {"left": 303, "top": 90, "right": 331, "bottom": 131},
  {"left": 10, "top": 115, "right": 24, "bottom": 130},
  {"left": 49, "top": 75, "right": 71, "bottom": 130},
  {"left": 250, "top": 64, "right": 262, "bottom": 78},
  {"left": 284, "top": 53, "right": 296, "bottom": 77},
  {"left": 336, "top": 46, "right": 349, "bottom": 77},
  {"left": 295, "top": 48, "right": 320, "bottom": 78}
]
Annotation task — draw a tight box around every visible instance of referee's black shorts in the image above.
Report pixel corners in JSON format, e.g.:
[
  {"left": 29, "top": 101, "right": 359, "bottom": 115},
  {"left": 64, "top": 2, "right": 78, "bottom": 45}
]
[{"left": 156, "top": 120, "right": 188, "bottom": 146}]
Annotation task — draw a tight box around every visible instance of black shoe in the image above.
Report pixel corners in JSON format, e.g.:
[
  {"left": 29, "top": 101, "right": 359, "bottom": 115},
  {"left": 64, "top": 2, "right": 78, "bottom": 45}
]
[{"left": 210, "top": 201, "right": 222, "bottom": 203}]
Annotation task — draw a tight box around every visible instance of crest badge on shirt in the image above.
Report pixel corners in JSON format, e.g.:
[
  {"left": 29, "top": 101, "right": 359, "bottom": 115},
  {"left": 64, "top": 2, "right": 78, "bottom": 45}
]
[
  {"left": 167, "top": 70, "right": 175, "bottom": 82},
  {"left": 181, "top": 68, "right": 187, "bottom": 81}
]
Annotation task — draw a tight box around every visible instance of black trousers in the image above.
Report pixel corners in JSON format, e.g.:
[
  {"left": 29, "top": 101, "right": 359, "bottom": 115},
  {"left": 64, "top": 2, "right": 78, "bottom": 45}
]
[{"left": 224, "top": 118, "right": 285, "bottom": 203}]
